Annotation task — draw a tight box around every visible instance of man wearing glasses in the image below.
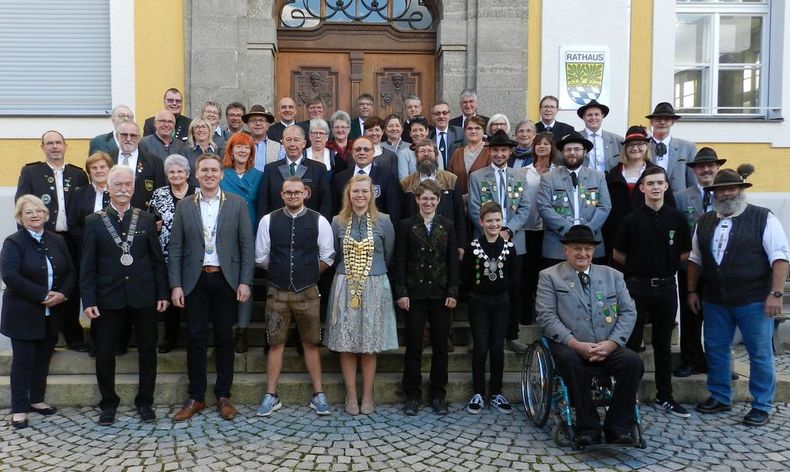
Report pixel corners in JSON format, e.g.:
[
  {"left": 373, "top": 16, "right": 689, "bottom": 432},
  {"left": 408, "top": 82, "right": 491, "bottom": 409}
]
[
  {"left": 428, "top": 101, "right": 464, "bottom": 170},
  {"left": 258, "top": 125, "right": 332, "bottom": 219},
  {"left": 535, "top": 95, "right": 574, "bottom": 142},
  {"left": 142, "top": 88, "right": 191, "bottom": 142},
  {"left": 111, "top": 121, "right": 166, "bottom": 212},
  {"left": 350, "top": 93, "right": 375, "bottom": 140},
  {"left": 254, "top": 177, "right": 335, "bottom": 417},
  {"left": 139, "top": 110, "right": 188, "bottom": 161}
]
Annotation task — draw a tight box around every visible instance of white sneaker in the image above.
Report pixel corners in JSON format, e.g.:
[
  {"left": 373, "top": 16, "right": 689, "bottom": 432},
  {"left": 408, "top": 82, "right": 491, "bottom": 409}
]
[{"left": 467, "top": 393, "right": 484, "bottom": 414}]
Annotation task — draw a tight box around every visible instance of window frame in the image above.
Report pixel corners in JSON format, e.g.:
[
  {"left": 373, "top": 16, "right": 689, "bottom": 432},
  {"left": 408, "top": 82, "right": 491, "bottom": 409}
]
[{"left": 674, "top": 0, "right": 772, "bottom": 118}]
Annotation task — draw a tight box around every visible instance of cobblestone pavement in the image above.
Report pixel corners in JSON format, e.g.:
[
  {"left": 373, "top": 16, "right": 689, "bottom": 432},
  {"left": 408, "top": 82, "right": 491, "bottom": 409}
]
[{"left": 1, "top": 400, "right": 788, "bottom": 471}]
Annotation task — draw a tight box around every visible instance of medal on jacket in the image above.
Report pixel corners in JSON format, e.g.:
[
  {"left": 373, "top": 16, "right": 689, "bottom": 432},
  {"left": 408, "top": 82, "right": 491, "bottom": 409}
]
[{"left": 100, "top": 209, "right": 140, "bottom": 266}]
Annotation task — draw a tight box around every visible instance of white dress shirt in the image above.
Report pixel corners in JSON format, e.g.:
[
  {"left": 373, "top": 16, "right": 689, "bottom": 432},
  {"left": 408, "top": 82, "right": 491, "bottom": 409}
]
[{"left": 47, "top": 163, "right": 68, "bottom": 231}]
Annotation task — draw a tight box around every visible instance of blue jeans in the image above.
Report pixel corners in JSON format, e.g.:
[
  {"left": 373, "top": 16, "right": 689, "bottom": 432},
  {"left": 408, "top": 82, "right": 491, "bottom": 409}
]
[{"left": 703, "top": 301, "right": 775, "bottom": 412}]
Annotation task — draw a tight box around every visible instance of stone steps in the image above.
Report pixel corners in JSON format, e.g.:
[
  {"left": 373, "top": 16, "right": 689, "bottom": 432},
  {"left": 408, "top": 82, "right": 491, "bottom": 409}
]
[{"left": 1, "top": 368, "right": 784, "bottom": 408}]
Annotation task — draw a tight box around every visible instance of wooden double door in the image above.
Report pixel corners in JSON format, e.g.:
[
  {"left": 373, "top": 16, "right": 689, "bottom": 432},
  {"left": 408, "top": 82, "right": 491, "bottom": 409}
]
[{"left": 276, "top": 51, "right": 436, "bottom": 122}]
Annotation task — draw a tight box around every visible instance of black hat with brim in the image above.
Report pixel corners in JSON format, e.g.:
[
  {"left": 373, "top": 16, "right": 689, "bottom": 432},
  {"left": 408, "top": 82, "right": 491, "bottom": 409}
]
[
  {"left": 560, "top": 225, "right": 601, "bottom": 245},
  {"left": 703, "top": 168, "right": 753, "bottom": 191},
  {"left": 576, "top": 99, "right": 609, "bottom": 119},
  {"left": 687, "top": 147, "right": 727, "bottom": 167},
  {"left": 485, "top": 129, "right": 518, "bottom": 148},
  {"left": 556, "top": 131, "right": 593, "bottom": 153},
  {"left": 646, "top": 102, "right": 681, "bottom": 120}
]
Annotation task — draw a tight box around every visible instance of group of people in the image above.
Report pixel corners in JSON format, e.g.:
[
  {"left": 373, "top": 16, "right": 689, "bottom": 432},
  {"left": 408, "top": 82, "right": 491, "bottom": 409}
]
[{"left": 2, "top": 87, "right": 787, "bottom": 446}]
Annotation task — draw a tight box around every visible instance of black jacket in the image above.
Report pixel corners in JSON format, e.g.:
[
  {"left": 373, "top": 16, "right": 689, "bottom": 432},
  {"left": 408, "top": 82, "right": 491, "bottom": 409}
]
[
  {"left": 67, "top": 184, "right": 110, "bottom": 253},
  {"left": 394, "top": 214, "right": 460, "bottom": 300},
  {"left": 15, "top": 162, "right": 89, "bottom": 233},
  {"left": 0, "top": 230, "right": 76, "bottom": 340},
  {"left": 79, "top": 206, "right": 168, "bottom": 310},
  {"left": 109, "top": 149, "right": 166, "bottom": 211},
  {"left": 332, "top": 165, "right": 402, "bottom": 223},
  {"left": 258, "top": 157, "right": 333, "bottom": 220}
]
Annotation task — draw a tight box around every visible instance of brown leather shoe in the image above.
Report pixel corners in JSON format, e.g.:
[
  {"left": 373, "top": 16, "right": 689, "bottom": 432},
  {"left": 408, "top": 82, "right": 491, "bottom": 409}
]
[
  {"left": 173, "top": 399, "right": 206, "bottom": 422},
  {"left": 217, "top": 397, "right": 237, "bottom": 420}
]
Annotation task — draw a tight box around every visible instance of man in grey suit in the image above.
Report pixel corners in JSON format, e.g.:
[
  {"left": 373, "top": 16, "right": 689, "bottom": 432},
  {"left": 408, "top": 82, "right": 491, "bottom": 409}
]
[
  {"left": 536, "top": 225, "right": 641, "bottom": 446},
  {"left": 646, "top": 102, "right": 697, "bottom": 193},
  {"left": 429, "top": 101, "right": 465, "bottom": 170},
  {"left": 468, "top": 130, "right": 531, "bottom": 352},
  {"left": 537, "top": 131, "right": 611, "bottom": 265},
  {"left": 576, "top": 100, "right": 623, "bottom": 173},
  {"left": 168, "top": 153, "right": 255, "bottom": 422},
  {"left": 673, "top": 147, "right": 726, "bottom": 378}
]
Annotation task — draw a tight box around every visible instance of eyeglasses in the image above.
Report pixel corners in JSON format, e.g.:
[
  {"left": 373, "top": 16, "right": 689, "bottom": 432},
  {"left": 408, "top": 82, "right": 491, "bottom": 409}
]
[
  {"left": 564, "top": 146, "right": 585, "bottom": 153},
  {"left": 118, "top": 132, "right": 140, "bottom": 139},
  {"left": 114, "top": 113, "right": 133, "bottom": 120},
  {"left": 626, "top": 143, "right": 647, "bottom": 149},
  {"left": 353, "top": 146, "right": 373, "bottom": 152},
  {"left": 156, "top": 119, "right": 175, "bottom": 125},
  {"left": 283, "top": 191, "right": 303, "bottom": 197},
  {"left": 203, "top": 110, "right": 219, "bottom": 116},
  {"left": 310, "top": 131, "right": 328, "bottom": 136},
  {"left": 165, "top": 98, "right": 183, "bottom": 104},
  {"left": 227, "top": 112, "right": 243, "bottom": 118},
  {"left": 432, "top": 110, "right": 450, "bottom": 115}
]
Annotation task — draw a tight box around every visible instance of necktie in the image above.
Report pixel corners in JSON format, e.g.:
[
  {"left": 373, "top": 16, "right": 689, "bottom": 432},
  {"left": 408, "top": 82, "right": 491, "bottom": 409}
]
[
  {"left": 655, "top": 142, "right": 667, "bottom": 157},
  {"left": 498, "top": 169, "right": 507, "bottom": 216},
  {"left": 578, "top": 271, "right": 590, "bottom": 288},
  {"left": 570, "top": 171, "right": 579, "bottom": 188},
  {"left": 122, "top": 153, "right": 131, "bottom": 166},
  {"left": 546, "top": 126, "right": 552, "bottom": 132},
  {"left": 703, "top": 189, "right": 712, "bottom": 211},
  {"left": 289, "top": 162, "right": 296, "bottom": 176},
  {"left": 439, "top": 132, "right": 447, "bottom": 167},
  {"left": 357, "top": 169, "right": 365, "bottom": 175},
  {"left": 590, "top": 133, "right": 599, "bottom": 169}
]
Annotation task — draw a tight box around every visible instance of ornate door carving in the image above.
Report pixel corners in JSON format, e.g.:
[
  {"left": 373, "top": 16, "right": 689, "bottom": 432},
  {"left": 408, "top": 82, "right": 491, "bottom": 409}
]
[{"left": 292, "top": 68, "right": 338, "bottom": 119}]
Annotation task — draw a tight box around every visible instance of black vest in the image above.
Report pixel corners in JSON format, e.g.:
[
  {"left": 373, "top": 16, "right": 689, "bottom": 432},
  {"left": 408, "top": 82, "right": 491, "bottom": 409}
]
[
  {"left": 268, "top": 208, "right": 320, "bottom": 292},
  {"left": 696, "top": 204, "right": 771, "bottom": 305}
]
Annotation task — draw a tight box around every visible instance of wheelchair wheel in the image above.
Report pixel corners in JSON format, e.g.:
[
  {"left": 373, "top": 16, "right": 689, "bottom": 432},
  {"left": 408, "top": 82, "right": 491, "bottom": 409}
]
[
  {"left": 551, "top": 422, "right": 572, "bottom": 447},
  {"left": 521, "top": 340, "right": 553, "bottom": 427}
]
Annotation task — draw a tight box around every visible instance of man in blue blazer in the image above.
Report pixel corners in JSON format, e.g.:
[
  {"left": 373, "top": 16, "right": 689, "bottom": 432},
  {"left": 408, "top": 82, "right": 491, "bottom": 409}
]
[
  {"left": 258, "top": 125, "right": 332, "bottom": 220},
  {"left": 646, "top": 102, "right": 697, "bottom": 194},
  {"left": 537, "top": 131, "right": 611, "bottom": 265},
  {"left": 168, "top": 154, "right": 255, "bottom": 422}
]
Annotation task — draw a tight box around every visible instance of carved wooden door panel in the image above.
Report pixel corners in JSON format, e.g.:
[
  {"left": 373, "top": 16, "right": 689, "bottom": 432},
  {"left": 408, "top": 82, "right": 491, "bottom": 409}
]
[{"left": 276, "top": 52, "right": 435, "bottom": 121}]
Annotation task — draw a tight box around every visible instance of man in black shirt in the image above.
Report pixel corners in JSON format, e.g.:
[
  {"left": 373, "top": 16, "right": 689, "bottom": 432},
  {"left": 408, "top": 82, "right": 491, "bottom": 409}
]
[{"left": 613, "top": 166, "right": 691, "bottom": 419}]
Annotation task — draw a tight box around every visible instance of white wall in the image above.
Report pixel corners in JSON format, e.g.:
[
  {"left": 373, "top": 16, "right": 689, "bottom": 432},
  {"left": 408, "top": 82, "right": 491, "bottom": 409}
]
[{"left": 540, "top": 0, "right": 632, "bottom": 135}]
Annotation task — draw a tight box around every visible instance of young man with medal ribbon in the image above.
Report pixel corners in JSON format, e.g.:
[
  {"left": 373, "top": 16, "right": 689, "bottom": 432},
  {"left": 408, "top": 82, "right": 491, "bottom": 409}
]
[
  {"left": 613, "top": 166, "right": 693, "bottom": 419},
  {"left": 80, "top": 166, "right": 169, "bottom": 426},
  {"left": 168, "top": 154, "right": 255, "bottom": 422},
  {"left": 461, "top": 201, "right": 518, "bottom": 414}
]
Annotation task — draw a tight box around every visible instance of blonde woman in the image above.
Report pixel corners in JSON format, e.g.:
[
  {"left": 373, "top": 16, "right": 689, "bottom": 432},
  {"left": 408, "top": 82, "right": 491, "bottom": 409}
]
[{"left": 325, "top": 175, "right": 397, "bottom": 416}]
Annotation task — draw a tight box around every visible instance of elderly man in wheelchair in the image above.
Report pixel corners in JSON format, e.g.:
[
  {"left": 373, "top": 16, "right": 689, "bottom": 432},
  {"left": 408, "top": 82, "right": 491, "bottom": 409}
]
[{"left": 527, "top": 225, "right": 645, "bottom": 449}]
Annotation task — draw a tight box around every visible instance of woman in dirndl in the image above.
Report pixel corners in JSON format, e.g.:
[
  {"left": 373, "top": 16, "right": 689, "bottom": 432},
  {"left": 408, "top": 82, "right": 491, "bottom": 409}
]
[{"left": 325, "top": 172, "right": 398, "bottom": 416}]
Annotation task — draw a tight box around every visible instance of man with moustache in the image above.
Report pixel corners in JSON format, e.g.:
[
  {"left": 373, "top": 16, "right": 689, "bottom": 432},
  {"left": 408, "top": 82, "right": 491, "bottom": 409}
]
[
  {"left": 673, "top": 148, "right": 726, "bottom": 377},
  {"left": 143, "top": 88, "right": 191, "bottom": 142},
  {"left": 687, "top": 168, "right": 789, "bottom": 426},
  {"left": 258, "top": 125, "right": 332, "bottom": 219},
  {"left": 537, "top": 131, "right": 611, "bottom": 267},
  {"left": 89, "top": 105, "right": 134, "bottom": 155},
  {"left": 139, "top": 110, "right": 189, "bottom": 161},
  {"left": 400, "top": 139, "right": 467, "bottom": 252},
  {"left": 110, "top": 121, "right": 166, "bottom": 211},
  {"left": 16, "top": 130, "right": 89, "bottom": 352},
  {"left": 169, "top": 154, "right": 255, "bottom": 422},
  {"left": 80, "top": 166, "right": 169, "bottom": 425}
]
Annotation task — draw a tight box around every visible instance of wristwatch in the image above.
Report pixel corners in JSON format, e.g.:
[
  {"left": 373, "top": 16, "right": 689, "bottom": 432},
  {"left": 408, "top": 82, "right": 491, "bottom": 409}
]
[{"left": 771, "top": 291, "right": 783, "bottom": 298}]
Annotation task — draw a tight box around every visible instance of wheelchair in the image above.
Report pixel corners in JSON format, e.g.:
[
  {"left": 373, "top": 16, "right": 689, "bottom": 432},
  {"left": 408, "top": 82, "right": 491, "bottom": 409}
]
[{"left": 521, "top": 336, "right": 647, "bottom": 450}]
